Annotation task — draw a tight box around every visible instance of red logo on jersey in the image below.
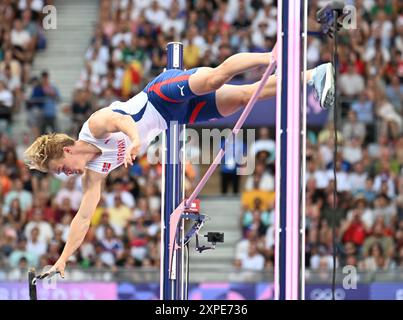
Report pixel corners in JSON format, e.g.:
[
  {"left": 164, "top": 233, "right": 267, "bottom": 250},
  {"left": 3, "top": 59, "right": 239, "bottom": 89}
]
[
  {"left": 104, "top": 139, "right": 110, "bottom": 145},
  {"left": 102, "top": 162, "right": 111, "bottom": 173}
]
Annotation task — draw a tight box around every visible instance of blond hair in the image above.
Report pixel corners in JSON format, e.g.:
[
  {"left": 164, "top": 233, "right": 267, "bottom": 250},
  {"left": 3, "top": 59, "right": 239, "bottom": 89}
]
[{"left": 24, "top": 133, "right": 75, "bottom": 172}]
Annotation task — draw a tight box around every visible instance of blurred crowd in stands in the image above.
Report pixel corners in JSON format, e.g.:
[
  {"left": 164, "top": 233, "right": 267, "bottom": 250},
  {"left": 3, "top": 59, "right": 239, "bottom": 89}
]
[
  {"left": 236, "top": 0, "right": 403, "bottom": 276},
  {"left": 0, "top": 0, "right": 402, "bottom": 281}
]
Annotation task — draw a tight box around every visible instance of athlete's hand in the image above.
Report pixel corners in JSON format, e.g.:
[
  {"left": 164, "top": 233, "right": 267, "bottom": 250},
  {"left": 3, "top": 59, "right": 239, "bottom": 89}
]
[
  {"left": 124, "top": 139, "right": 141, "bottom": 167},
  {"left": 38, "top": 259, "right": 65, "bottom": 279}
]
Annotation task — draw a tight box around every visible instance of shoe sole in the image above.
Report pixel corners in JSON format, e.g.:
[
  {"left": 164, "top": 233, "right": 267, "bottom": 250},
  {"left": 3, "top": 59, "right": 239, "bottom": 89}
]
[{"left": 321, "top": 63, "right": 335, "bottom": 109}]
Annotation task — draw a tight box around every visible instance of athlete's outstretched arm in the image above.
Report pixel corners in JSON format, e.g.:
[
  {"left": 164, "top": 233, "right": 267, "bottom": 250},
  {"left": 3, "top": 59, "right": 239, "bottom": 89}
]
[
  {"left": 189, "top": 51, "right": 274, "bottom": 95},
  {"left": 44, "top": 170, "right": 104, "bottom": 278}
]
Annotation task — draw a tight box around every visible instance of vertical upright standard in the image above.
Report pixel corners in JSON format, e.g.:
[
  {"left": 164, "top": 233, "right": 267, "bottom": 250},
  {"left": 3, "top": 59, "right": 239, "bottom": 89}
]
[
  {"left": 160, "top": 42, "right": 186, "bottom": 300},
  {"left": 275, "top": 0, "right": 306, "bottom": 300}
]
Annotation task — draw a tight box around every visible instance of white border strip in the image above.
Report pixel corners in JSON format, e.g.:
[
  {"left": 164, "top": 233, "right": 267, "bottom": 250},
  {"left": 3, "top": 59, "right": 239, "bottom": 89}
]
[{"left": 301, "top": 0, "right": 308, "bottom": 301}]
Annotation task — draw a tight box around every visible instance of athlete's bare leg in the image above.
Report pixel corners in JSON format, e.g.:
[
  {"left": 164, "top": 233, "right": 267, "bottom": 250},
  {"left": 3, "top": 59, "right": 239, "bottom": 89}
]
[
  {"left": 188, "top": 52, "right": 274, "bottom": 96},
  {"left": 215, "top": 70, "right": 314, "bottom": 117}
]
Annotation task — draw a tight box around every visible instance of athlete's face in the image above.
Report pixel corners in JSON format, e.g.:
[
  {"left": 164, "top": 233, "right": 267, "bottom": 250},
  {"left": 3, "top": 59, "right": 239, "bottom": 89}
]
[{"left": 48, "top": 149, "right": 86, "bottom": 176}]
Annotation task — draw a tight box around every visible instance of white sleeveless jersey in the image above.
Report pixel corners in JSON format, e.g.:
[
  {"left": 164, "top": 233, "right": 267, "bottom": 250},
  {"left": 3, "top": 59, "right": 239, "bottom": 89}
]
[{"left": 78, "top": 91, "right": 167, "bottom": 174}]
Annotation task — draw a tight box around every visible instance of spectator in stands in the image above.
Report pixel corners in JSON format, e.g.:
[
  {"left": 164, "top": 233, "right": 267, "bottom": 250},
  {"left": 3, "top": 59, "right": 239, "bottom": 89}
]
[
  {"left": 183, "top": 36, "right": 201, "bottom": 70},
  {"left": 350, "top": 160, "right": 368, "bottom": 190},
  {"left": 21, "top": 9, "right": 40, "bottom": 50},
  {"left": 8, "top": 236, "right": 36, "bottom": 268},
  {"left": 132, "top": 196, "right": 148, "bottom": 219},
  {"left": 161, "top": 3, "right": 185, "bottom": 37},
  {"left": 10, "top": 19, "right": 33, "bottom": 65},
  {"left": 97, "top": 86, "right": 117, "bottom": 110},
  {"left": 241, "top": 197, "right": 272, "bottom": 237},
  {"left": 99, "top": 226, "right": 124, "bottom": 266},
  {"left": 248, "top": 127, "right": 275, "bottom": 164},
  {"left": 46, "top": 240, "right": 62, "bottom": 266},
  {"left": 235, "top": 229, "right": 258, "bottom": 261},
  {"left": 340, "top": 241, "right": 359, "bottom": 266},
  {"left": 0, "top": 80, "right": 13, "bottom": 130},
  {"left": 55, "top": 213, "right": 72, "bottom": 243},
  {"left": 0, "top": 164, "right": 12, "bottom": 199},
  {"left": 339, "top": 64, "right": 365, "bottom": 99},
  {"left": 321, "top": 192, "right": 346, "bottom": 228},
  {"left": 3, "top": 198, "right": 26, "bottom": 233},
  {"left": 95, "top": 211, "right": 115, "bottom": 241},
  {"left": 2, "top": 148, "right": 24, "bottom": 178},
  {"left": 220, "top": 136, "right": 244, "bottom": 195},
  {"left": 351, "top": 90, "right": 375, "bottom": 126},
  {"left": 145, "top": 211, "right": 160, "bottom": 238},
  {"left": 385, "top": 76, "right": 402, "bottom": 112},
  {"left": 359, "top": 241, "right": 394, "bottom": 271},
  {"left": 240, "top": 241, "right": 265, "bottom": 271},
  {"left": 343, "top": 137, "right": 364, "bottom": 166},
  {"left": 3, "top": 179, "right": 32, "bottom": 214},
  {"left": 104, "top": 178, "right": 136, "bottom": 210},
  {"left": 26, "top": 193, "right": 55, "bottom": 224},
  {"left": 24, "top": 210, "right": 53, "bottom": 244},
  {"left": 342, "top": 110, "right": 366, "bottom": 144},
  {"left": 376, "top": 91, "right": 402, "bottom": 139},
  {"left": 306, "top": 156, "right": 330, "bottom": 190},
  {"left": 0, "top": 227, "right": 17, "bottom": 262},
  {"left": 373, "top": 193, "right": 396, "bottom": 225},
  {"left": 55, "top": 177, "right": 82, "bottom": 212},
  {"left": 85, "top": 38, "right": 110, "bottom": 73},
  {"left": 54, "top": 198, "right": 77, "bottom": 224},
  {"left": 0, "top": 50, "right": 22, "bottom": 79},
  {"left": 310, "top": 244, "right": 334, "bottom": 271},
  {"left": 144, "top": 1, "right": 167, "bottom": 28},
  {"left": 327, "top": 158, "right": 352, "bottom": 193},
  {"left": 244, "top": 162, "right": 274, "bottom": 192},
  {"left": 108, "top": 194, "right": 132, "bottom": 236},
  {"left": 39, "top": 71, "right": 60, "bottom": 133},
  {"left": 0, "top": 64, "right": 22, "bottom": 112},
  {"left": 362, "top": 219, "right": 395, "bottom": 260},
  {"left": 144, "top": 183, "right": 161, "bottom": 213},
  {"left": 26, "top": 227, "right": 47, "bottom": 265},
  {"left": 123, "top": 216, "right": 145, "bottom": 264},
  {"left": 341, "top": 207, "right": 368, "bottom": 249},
  {"left": 79, "top": 230, "right": 96, "bottom": 268},
  {"left": 362, "top": 177, "right": 377, "bottom": 203},
  {"left": 71, "top": 89, "right": 93, "bottom": 133}
]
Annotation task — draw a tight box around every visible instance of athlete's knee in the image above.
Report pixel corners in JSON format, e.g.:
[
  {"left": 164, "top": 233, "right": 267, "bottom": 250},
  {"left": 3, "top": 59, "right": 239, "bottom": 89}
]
[
  {"left": 240, "top": 86, "right": 252, "bottom": 106},
  {"left": 206, "top": 65, "right": 230, "bottom": 91},
  {"left": 190, "top": 66, "right": 229, "bottom": 95}
]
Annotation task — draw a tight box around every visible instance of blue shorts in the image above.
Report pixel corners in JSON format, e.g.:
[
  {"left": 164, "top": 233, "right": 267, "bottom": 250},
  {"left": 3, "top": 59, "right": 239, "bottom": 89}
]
[{"left": 143, "top": 68, "right": 223, "bottom": 125}]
